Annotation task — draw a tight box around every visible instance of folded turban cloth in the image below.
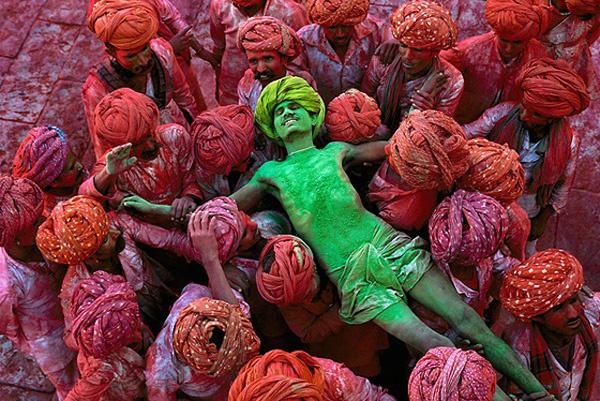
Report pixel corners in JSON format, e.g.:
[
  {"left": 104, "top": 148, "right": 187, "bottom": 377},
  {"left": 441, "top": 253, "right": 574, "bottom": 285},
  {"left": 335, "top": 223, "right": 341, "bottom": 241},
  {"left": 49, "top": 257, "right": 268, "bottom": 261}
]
[
  {"left": 386, "top": 109, "right": 469, "bottom": 191},
  {"left": 190, "top": 197, "right": 245, "bottom": 262},
  {"left": 457, "top": 138, "right": 525, "bottom": 206},
  {"left": 237, "top": 16, "right": 302, "bottom": 60},
  {"left": 408, "top": 347, "right": 496, "bottom": 401},
  {"left": 255, "top": 76, "right": 326, "bottom": 145},
  {"left": 232, "top": 0, "right": 263, "bottom": 8},
  {"left": 12, "top": 126, "right": 69, "bottom": 189},
  {"left": 391, "top": 0, "right": 457, "bottom": 51},
  {"left": 566, "top": 0, "right": 600, "bottom": 16},
  {"left": 500, "top": 249, "right": 584, "bottom": 320},
  {"left": 173, "top": 297, "right": 261, "bottom": 377},
  {"left": 0, "top": 176, "right": 44, "bottom": 247},
  {"left": 192, "top": 105, "right": 255, "bottom": 177},
  {"left": 257, "top": 235, "right": 317, "bottom": 306},
  {"left": 517, "top": 58, "right": 590, "bottom": 119},
  {"left": 70, "top": 270, "right": 142, "bottom": 358},
  {"left": 307, "top": 0, "right": 369, "bottom": 27},
  {"left": 251, "top": 210, "right": 293, "bottom": 238},
  {"left": 36, "top": 195, "right": 109, "bottom": 265},
  {"left": 325, "top": 89, "right": 381, "bottom": 144},
  {"left": 88, "top": 0, "right": 159, "bottom": 50},
  {"left": 485, "top": 0, "right": 548, "bottom": 41},
  {"left": 504, "top": 202, "right": 530, "bottom": 261},
  {"left": 231, "top": 375, "right": 323, "bottom": 401},
  {"left": 94, "top": 88, "right": 160, "bottom": 153}
]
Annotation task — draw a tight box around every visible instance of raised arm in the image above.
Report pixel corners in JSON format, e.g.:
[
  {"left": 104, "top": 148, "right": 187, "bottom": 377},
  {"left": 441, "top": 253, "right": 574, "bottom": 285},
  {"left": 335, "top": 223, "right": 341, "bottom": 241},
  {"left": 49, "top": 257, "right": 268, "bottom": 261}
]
[
  {"left": 344, "top": 141, "right": 388, "bottom": 168},
  {"left": 230, "top": 179, "right": 267, "bottom": 213}
]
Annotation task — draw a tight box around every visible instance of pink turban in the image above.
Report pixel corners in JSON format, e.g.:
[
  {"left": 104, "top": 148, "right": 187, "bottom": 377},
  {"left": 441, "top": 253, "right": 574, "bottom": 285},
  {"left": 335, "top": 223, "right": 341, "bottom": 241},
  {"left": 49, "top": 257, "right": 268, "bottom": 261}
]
[
  {"left": 0, "top": 176, "right": 44, "bottom": 247},
  {"left": 307, "top": 0, "right": 370, "bottom": 27},
  {"left": 325, "top": 89, "right": 381, "bottom": 144},
  {"left": 237, "top": 16, "right": 302, "bottom": 60},
  {"left": 485, "top": 0, "right": 548, "bottom": 41}
]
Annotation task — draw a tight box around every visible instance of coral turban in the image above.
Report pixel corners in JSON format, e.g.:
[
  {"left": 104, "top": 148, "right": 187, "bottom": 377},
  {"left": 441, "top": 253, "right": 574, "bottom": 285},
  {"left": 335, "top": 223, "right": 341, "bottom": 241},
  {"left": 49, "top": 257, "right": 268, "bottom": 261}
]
[
  {"left": 307, "top": 0, "right": 369, "bottom": 27},
  {"left": 94, "top": 88, "right": 159, "bottom": 153},
  {"left": 391, "top": 0, "right": 457, "bottom": 51},
  {"left": 88, "top": 0, "right": 159, "bottom": 50},
  {"left": 237, "top": 17, "right": 302, "bottom": 60},
  {"left": 231, "top": 375, "right": 323, "bottom": 401},
  {"left": 12, "top": 126, "right": 69, "bottom": 189},
  {"left": 251, "top": 210, "right": 293, "bottom": 238},
  {"left": 457, "top": 138, "right": 525, "bottom": 206},
  {"left": 485, "top": 0, "right": 548, "bottom": 41},
  {"left": 36, "top": 195, "right": 109, "bottom": 265},
  {"left": 429, "top": 190, "right": 508, "bottom": 268},
  {"left": 566, "top": 0, "right": 600, "bottom": 16},
  {"left": 255, "top": 76, "right": 325, "bottom": 145},
  {"left": 0, "top": 176, "right": 44, "bottom": 247},
  {"left": 504, "top": 202, "right": 530, "bottom": 261},
  {"left": 325, "top": 89, "right": 381, "bottom": 144},
  {"left": 192, "top": 105, "right": 255, "bottom": 177},
  {"left": 386, "top": 109, "right": 469, "bottom": 191},
  {"left": 70, "top": 270, "right": 142, "bottom": 358},
  {"left": 517, "top": 58, "right": 590, "bottom": 119},
  {"left": 257, "top": 235, "right": 316, "bottom": 306},
  {"left": 173, "top": 297, "right": 260, "bottom": 377},
  {"left": 500, "top": 249, "right": 584, "bottom": 320},
  {"left": 408, "top": 347, "right": 496, "bottom": 401}
]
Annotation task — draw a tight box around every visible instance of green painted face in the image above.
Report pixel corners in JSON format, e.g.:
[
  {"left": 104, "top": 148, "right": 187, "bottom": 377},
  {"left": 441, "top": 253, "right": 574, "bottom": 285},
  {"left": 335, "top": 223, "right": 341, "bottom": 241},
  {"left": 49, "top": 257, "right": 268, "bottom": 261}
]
[{"left": 273, "top": 100, "right": 316, "bottom": 142}]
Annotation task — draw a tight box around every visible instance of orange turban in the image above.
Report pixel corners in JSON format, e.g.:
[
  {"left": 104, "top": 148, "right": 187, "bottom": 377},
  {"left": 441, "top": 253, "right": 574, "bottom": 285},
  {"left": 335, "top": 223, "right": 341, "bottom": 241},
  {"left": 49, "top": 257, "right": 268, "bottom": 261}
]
[
  {"left": 88, "top": 0, "right": 159, "bottom": 50},
  {"left": 386, "top": 110, "right": 469, "bottom": 191},
  {"left": 504, "top": 202, "right": 530, "bottom": 261},
  {"left": 0, "top": 176, "right": 44, "bottom": 247},
  {"left": 566, "top": 0, "right": 600, "bottom": 16},
  {"left": 191, "top": 105, "right": 255, "bottom": 178},
  {"left": 306, "top": 0, "right": 370, "bottom": 27},
  {"left": 500, "top": 249, "right": 584, "bottom": 320},
  {"left": 457, "top": 138, "right": 525, "bottom": 206},
  {"left": 230, "top": 375, "right": 323, "bottom": 401},
  {"left": 517, "top": 58, "right": 590, "bottom": 119},
  {"left": 94, "top": 88, "right": 159, "bottom": 153},
  {"left": 256, "top": 235, "right": 317, "bottom": 307},
  {"left": 237, "top": 17, "right": 302, "bottom": 60},
  {"left": 325, "top": 89, "right": 381, "bottom": 144},
  {"left": 485, "top": 0, "right": 548, "bottom": 41},
  {"left": 36, "top": 195, "right": 109, "bottom": 265},
  {"left": 173, "top": 297, "right": 260, "bottom": 377},
  {"left": 391, "top": 0, "right": 457, "bottom": 51}
]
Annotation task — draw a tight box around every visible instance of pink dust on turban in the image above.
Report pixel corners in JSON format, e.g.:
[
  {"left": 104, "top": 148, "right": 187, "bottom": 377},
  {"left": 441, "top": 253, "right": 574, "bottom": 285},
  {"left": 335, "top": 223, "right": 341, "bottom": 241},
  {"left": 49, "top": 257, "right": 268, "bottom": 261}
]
[{"left": 0, "top": 176, "right": 44, "bottom": 247}]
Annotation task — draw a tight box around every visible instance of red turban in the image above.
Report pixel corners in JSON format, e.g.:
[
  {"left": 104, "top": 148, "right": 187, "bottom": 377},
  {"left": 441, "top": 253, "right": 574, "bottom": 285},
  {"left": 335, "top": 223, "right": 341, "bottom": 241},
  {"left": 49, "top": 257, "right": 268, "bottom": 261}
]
[
  {"left": 70, "top": 270, "right": 142, "bottom": 358},
  {"left": 173, "top": 297, "right": 260, "bottom": 377},
  {"left": 500, "top": 249, "right": 584, "bottom": 320},
  {"left": 94, "top": 88, "right": 159, "bottom": 153},
  {"left": 12, "top": 125, "right": 69, "bottom": 189},
  {"left": 0, "top": 176, "right": 44, "bottom": 247},
  {"left": 391, "top": 0, "right": 457, "bottom": 51},
  {"left": 485, "top": 0, "right": 548, "bottom": 41},
  {"left": 191, "top": 105, "right": 254, "bottom": 178},
  {"left": 457, "top": 138, "right": 525, "bottom": 206},
  {"left": 231, "top": 375, "right": 323, "bottom": 401},
  {"left": 325, "top": 89, "right": 381, "bottom": 144},
  {"left": 408, "top": 347, "right": 496, "bottom": 401},
  {"left": 306, "top": 0, "right": 370, "bottom": 27},
  {"left": 88, "top": 0, "right": 159, "bottom": 50},
  {"left": 386, "top": 110, "right": 469, "bottom": 191},
  {"left": 237, "top": 17, "right": 302, "bottom": 60},
  {"left": 232, "top": 0, "right": 263, "bottom": 8},
  {"left": 504, "top": 202, "right": 530, "bottom": 261},
  {"left": 429, "top": 190, "right": 508, "bottom": 268},
  {"left": 517, "top": 58, "right": 590, "bottom": 119},
  {"left": 190, "top": 197, "right": 245, "bottom": 262},
  {"left": 36, "top": 195, "right": 109, "bottom": 265},
  {"left": 566, "top": 0, "right": 600, "bottom": 16},
  {"left": 256, "top": 235, "right": 317, "bottom": 307}
]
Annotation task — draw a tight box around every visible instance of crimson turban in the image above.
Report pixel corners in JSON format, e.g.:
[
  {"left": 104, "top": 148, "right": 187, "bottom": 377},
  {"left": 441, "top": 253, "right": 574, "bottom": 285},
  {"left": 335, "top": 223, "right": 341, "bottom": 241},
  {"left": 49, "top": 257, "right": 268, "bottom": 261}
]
[
  {"left": 500, "top": 249, "right": 584, "bottom": 320},
  {"left": 192, "top": 105, "right": 254, "bottom": 178},
  {"left": 566, "top": 0, "right": 600, "bottom": 16},
  {"left": 517, "top": 58, "right": 590, "bottom": 119},
  {"left": 70, "top": 270, "right": 142, "bottom": 358},
  {"left": 504, "top": 202, "right": 530, "bottom": 261},
  {"left": 94, "top": 88, "right": 159, "bottom": 153},
  {"left": 237, "top": 17, "right": 302, "bottom": 60},
  {"left": 251, "top": 210, "right": 293, "bottom": 238},
  {"left": 307, "top": 0, "right": 369, "bottom": 27},
  {"left": 386, "top": 110, "right": 469, "bottom": 191},
  {"left": 88, "top": 0, "right": 159, "bottom": 50},
  {"left": 231, "top": 0, "right": 263, "bottom": 8},
  {"left": 429, "top": 190, "right": 508, "bottom": 268},
  {"left": 0, "top": 176, "right": 44, "bottom": 247},
  {"left": 36, "top": 195, "right": 109, "bottom": 265},
  {"left": 325, "top": 89, "right": 381, "bottom": 144},
  {"left": 457, "top": 138, "right": 525, "bottom": 206},
  {"left": 12, "top": 125, "right": 69, "bottom": 189},
  {"left": 230, "top": 375, "right": 323, "bottom": 401},
  {"left": 485, "top": 0, "right": 548, "bottom": 41},
  {"left": 408, "top": 347, "right": 496, "bottom": 401},
  {"left": 257, "top": 235, "right": 317, "bottom": 307},
  {"left": 391, "top": 0, "right": 457, "bottom": 51},
  {"left": 173, "top": 297, "right": 260, "bottom": 377}
]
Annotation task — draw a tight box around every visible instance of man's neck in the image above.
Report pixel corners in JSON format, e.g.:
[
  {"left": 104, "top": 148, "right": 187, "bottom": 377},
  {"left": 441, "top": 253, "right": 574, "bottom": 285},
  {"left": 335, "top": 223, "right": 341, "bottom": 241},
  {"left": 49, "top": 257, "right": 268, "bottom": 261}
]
[
  {"left": 539, "top": 323, "right": 577, "bottom": 349},
  {"left": 283, "top": 134, "right": 316, "bottom": 155}
]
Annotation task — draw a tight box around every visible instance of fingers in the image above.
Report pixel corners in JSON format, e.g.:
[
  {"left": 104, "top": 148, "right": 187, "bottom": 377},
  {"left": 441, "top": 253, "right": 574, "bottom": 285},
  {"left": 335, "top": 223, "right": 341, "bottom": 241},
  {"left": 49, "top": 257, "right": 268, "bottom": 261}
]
[{"left": 126, "top": 156, "right": 138, "bottom": 167}]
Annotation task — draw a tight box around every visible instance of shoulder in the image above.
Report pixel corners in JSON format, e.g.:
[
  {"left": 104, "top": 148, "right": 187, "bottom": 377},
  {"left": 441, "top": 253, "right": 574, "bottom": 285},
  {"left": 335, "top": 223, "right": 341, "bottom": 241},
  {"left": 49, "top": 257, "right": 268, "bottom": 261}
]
[
  {"left": 238, "top": 69, "right": 256, "bottom": 88},
  {"left": 151, "top": 37, "right": 177, "bottom": 63},
  {"left": 438, "top": 57, "right": 463, "bottom": 82},
  {"left": 156, "top": 123, "right": 192, "bottom": 146},
  {"left": 297, "top": 24, "right": 321, "bottom": 45}
]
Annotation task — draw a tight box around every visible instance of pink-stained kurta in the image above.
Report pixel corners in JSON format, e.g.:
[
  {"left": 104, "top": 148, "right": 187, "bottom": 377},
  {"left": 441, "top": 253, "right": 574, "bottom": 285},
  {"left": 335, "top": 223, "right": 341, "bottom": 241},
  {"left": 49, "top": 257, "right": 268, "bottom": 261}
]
[
  {"left": 441, "top": 32, "right": 548, "bottom": 124},
  {"left": 209, "top": 0, "right": 309, "bottom": 105},
  {"left": 437, "top": 0, "right": 490, "bottom": 41},
  {"left": 0, "top": 248, "right": 77, "bottom": 400},
  {"left": 82, "top": 38, "right": 199, "bottom": 159}
]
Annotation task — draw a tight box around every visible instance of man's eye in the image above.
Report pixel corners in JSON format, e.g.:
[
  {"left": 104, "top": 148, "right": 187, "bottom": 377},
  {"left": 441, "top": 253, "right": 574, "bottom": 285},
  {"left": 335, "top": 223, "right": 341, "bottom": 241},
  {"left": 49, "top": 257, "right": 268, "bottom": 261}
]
[
  {"left": 249, "top": 60, "right": 257, "bottom": 65},
  {"left": 265, "top": 57, "right": 273, "bottom": 62}
]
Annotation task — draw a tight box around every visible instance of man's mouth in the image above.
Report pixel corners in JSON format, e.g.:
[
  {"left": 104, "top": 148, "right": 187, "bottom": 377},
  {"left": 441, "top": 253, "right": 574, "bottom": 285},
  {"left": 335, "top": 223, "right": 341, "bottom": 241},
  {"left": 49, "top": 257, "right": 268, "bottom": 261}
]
[{"left": 283, "top": 117, "right": 297, "bottom": 127}]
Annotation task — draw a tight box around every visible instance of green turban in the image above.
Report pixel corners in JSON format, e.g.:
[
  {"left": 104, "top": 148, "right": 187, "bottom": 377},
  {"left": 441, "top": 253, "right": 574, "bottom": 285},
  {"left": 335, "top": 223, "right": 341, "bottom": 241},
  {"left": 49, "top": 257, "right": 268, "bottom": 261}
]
[{"left": 254, "top": 76, "right": 325, "bottom": 145}]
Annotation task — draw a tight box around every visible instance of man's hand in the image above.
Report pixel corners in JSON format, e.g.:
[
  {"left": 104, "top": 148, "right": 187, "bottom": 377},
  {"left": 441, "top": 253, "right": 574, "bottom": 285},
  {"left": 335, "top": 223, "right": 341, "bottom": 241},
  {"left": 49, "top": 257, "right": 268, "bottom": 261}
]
[
  {"left": 410, "top": 89, "right": 437, "bottom": 111},
  {"left": 105, "top": 143, "right": 137, "bottom": 175},
  {"left": 375, "top": 39, "right": 400, "bottom": 65},
  {"left": 513, "top": 391, "right": 556, "bottom": 401},
  {"left": 171, "top": 196, "right": 197, "bottom": 223},
  {"left": 191, "top": 37, "right": 221, "bottom": 70},
  {"left": 528, "top": 206, "right": 554, "bottom": 241},
  {"left": 119, "top": 195, "right": 157, "bottom": 214},
  {"left": 223, "top": 263, "right": 250, "bottom": 293},
  {"left": 457, "top": 338, "right": 485, "bottom": 355},
  {"left": 170, "top": 26, "right": 195, "bottom": 56},
  {"left": 189, "top": 210, "right": 220, "bottom": 262}
]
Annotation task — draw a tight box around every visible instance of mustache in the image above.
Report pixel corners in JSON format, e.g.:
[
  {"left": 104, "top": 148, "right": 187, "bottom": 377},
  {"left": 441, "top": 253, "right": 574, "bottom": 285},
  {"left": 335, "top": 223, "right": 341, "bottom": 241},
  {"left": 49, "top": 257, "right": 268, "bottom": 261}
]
[{"left": 254, "top": 70, "right": 275, "bottom": 80}]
